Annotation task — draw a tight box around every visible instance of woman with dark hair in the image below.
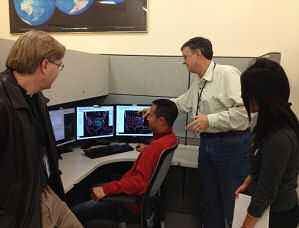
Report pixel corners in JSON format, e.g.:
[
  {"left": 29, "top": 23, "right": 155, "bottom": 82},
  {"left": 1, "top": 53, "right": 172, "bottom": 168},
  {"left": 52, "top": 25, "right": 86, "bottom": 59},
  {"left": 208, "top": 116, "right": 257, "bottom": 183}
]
[{"left": 235, "top": 58, "right": 299, "bottom": 228}]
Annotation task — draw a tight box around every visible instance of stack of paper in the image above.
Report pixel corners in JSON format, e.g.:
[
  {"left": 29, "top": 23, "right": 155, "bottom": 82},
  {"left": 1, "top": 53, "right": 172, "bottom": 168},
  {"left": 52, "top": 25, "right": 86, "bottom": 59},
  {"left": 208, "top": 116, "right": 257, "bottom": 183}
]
[{"left": 232, "top": 193, "right": 270, "bottom": 228}]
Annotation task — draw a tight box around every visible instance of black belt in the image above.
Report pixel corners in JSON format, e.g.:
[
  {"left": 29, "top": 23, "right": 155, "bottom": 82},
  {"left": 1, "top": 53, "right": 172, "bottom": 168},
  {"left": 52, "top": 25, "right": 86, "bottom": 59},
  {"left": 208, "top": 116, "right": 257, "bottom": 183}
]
[{"left": 201, "top": 129, "right": 249, "bottom": 138}]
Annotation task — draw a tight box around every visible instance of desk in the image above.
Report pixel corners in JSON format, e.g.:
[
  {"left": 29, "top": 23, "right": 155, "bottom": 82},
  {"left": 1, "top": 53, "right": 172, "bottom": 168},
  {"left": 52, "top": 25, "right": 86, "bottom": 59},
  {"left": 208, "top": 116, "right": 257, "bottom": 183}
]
[{"left": 59, "top": 143, "right": 199, "bottom": 193}]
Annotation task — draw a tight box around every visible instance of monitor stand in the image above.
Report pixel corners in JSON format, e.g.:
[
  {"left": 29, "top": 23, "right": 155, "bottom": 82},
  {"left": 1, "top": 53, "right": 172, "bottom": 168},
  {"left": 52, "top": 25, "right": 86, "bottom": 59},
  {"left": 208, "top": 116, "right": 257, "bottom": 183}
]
[
  {"left": 57, "top": 146, "right": 73, "bottom": 159},
  {"left": 79, "top": 139, "right": 111, "bottom": 149}
]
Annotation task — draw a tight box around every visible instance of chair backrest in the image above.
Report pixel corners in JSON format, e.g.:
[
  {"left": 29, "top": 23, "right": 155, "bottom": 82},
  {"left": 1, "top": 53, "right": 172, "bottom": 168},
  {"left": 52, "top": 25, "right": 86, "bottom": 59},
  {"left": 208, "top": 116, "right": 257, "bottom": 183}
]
[{"left": 141, "top": 139, "right": 179, "bottom": 227}]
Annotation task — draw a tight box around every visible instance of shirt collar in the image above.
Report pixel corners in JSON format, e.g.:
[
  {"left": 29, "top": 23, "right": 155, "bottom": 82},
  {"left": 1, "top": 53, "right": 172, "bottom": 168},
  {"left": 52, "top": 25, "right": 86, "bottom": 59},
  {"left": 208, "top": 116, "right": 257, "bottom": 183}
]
[
  {"left": 18, "top": 84, "right": 39, "bottom": 104},
  {"left": 153, "top": 128, "right": 173, "bottom": 140},
  {"left": 202, "top": 60, "right": 215, "bottom": 82}
]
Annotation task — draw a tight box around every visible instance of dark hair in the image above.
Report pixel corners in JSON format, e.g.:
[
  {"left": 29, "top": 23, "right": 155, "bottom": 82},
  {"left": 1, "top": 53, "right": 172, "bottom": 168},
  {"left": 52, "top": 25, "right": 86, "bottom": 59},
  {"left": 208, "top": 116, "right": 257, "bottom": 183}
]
[
  {"left": 152, "top": 99, "right": 178, "bottom": 127},
  {"left": 181, "top": 37, "right": 213, "bottom": 60},
  {"left": 241, "top": 58, "right": 299, "bottom": 153}
]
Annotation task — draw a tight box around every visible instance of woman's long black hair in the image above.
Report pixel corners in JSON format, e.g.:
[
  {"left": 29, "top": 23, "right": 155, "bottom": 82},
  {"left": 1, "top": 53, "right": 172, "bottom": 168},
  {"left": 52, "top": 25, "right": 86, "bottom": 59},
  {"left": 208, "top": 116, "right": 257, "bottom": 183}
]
[{"left": 241, "top": 58, "right": 299, "bottom": 154}]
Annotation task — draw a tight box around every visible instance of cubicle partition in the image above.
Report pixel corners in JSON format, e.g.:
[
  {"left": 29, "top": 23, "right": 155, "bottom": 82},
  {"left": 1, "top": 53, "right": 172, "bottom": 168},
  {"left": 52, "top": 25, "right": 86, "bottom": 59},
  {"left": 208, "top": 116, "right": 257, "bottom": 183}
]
[
  {"left": 103, "top": 54, "right": 256, "bottom": 139},
  {"left": 0, "top": 38, "right": 109, "bottom": 106}
]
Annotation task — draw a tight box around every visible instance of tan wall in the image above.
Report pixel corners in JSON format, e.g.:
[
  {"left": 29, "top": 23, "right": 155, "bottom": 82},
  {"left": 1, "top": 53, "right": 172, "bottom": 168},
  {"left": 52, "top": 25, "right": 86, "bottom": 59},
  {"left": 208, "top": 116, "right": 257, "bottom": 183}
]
[{"left": 1, "top": 0, "right": 299, "bottom": 115}]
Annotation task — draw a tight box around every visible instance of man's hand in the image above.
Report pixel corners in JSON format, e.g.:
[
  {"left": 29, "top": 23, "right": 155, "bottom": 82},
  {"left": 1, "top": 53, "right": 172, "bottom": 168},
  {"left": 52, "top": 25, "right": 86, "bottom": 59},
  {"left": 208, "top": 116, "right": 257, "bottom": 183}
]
[
  {"left": 186, "top": 115, "right": 209, "bottom": 133},
  {"left": 137, "top": 108, "right": 150, "bottom": 118},
  {"left": 136, "top": 143, "right": 146, "bottom": 152},
  {"left": 91, "top": 186, "right": 105, "bottom": 202}
]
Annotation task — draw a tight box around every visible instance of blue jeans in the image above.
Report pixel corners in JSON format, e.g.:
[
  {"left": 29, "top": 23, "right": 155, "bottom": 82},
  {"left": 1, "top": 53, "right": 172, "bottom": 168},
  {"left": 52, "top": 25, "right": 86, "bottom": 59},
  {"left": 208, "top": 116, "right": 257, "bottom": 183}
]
[
  {"left": 72, "top": 200, "right": 139, "bottom": 226},
  {"left": 198, "top": 133, "right": 250, "bottom": 228}
]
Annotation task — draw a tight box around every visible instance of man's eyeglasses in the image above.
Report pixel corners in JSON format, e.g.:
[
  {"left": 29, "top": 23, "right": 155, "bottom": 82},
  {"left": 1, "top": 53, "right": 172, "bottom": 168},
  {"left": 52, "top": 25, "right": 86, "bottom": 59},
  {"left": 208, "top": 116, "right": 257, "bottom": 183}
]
[
  {"left": 49, "top": 61, "right": 64, "bottom": 71},
  {"left": 183, "top": 52, "right": 196, "bottom": 60}
]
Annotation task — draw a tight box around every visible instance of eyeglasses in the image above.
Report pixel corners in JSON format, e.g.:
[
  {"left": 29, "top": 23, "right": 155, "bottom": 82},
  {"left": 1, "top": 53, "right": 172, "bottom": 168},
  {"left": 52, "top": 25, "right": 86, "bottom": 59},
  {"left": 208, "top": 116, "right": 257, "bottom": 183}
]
[
  {"left": 49, "top": 61, "right": 64, "bottom": 71},
  {"left": 183, "top": 52, "right": 196, "bottom": 60}
]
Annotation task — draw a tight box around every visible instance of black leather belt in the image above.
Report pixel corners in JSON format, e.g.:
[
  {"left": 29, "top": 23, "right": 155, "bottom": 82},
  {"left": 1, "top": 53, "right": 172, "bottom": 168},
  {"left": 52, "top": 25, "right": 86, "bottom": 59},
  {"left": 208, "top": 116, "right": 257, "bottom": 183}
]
[{"left": 201, "top": 129, "right": 249, "bottom": 138}]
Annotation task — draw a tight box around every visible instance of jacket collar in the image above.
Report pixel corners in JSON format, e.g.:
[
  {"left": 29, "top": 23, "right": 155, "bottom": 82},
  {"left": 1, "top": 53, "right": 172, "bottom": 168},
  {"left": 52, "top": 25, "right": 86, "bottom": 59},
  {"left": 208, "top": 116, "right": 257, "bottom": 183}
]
[
  {"left": 1, "top": 69, "right": 49, "bottom": 110},
  {"left": 153, "top": 128, "right": 173, "bottom": 140}
]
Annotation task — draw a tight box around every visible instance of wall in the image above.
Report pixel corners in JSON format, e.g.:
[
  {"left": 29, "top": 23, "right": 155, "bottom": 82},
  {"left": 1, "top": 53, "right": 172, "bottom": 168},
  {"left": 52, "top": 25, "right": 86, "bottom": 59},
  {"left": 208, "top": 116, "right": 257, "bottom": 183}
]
[{"left": 1, "top": 0, "right": 299, "bottom": 114}]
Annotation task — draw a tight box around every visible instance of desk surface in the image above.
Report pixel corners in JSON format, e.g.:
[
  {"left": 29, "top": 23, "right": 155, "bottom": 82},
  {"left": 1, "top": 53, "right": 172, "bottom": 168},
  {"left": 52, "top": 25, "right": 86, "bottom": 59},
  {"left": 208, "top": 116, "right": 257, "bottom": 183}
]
[{"left": 59, "top": 143, "right": 198, "bottom": 193}]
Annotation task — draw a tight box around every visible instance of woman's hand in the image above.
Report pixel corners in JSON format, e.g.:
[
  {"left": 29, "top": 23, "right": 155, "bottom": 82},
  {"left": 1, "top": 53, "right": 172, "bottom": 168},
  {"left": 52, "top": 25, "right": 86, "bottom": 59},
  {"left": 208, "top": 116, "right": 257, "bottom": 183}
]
[
  {"left": 235, "top": 175, "right": 251, "bottom": 198},
  {"left": 235, "top": 183, "right": 248, "bottom": 198},
  {"left": 241, "top": 214, "right": 258, "bottom": 228}
]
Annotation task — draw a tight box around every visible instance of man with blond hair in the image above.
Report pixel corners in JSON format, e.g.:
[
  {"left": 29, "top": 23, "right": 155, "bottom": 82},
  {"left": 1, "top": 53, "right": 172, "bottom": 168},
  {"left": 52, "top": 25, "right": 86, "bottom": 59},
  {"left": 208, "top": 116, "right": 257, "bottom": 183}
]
[{"left": 0, "top": 31, "right": 83, "bottom": 228}]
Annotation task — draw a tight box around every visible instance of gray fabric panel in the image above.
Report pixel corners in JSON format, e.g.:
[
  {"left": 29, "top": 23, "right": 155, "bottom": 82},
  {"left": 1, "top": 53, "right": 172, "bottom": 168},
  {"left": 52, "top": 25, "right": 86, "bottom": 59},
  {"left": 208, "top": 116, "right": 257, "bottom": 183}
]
[
  {"left": 107, "top": 55, "right": 256, "bottom": 97},
  {"left": 0, "top": 38, "right": 14, "bottom": 72}
]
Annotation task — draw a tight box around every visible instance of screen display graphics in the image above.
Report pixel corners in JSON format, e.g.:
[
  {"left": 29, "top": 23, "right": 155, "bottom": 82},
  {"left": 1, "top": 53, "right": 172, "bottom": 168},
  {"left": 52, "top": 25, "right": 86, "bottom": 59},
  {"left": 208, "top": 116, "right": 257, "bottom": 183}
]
[
  {"left": 76, "top": 106, "right": 114, "bottom": 140},
  {"left": 116, "top": 105, "right": 153, "bottom": 137}
]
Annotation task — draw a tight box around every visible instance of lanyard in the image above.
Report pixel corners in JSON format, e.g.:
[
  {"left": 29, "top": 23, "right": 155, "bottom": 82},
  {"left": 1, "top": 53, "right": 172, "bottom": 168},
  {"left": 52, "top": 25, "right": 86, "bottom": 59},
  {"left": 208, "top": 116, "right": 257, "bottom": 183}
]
[{"left": 195, "top": 62, "right": 216, "bottom": 116}]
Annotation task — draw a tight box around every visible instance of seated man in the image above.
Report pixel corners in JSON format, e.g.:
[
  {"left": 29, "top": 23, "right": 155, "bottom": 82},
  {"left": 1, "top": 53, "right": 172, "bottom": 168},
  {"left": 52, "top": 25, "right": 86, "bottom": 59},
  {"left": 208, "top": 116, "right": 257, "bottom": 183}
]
[{"left": 72, "top": 99, "right": 178, "bottom": 225}]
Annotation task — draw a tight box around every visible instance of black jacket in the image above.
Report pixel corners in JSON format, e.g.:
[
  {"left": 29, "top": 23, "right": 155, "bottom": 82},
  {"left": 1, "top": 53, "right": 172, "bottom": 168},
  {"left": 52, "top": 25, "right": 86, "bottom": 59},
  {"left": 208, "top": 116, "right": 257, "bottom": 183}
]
[{"left": 0, "top": 69, "right": 65, "bottom": 228}]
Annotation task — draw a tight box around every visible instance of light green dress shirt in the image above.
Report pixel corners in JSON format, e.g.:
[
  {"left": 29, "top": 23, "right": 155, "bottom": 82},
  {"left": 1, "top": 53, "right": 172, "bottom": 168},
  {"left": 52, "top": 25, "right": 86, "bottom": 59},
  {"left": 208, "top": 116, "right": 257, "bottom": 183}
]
[{"left": 173, "top": 61, "right": 250, "bottom": 133}]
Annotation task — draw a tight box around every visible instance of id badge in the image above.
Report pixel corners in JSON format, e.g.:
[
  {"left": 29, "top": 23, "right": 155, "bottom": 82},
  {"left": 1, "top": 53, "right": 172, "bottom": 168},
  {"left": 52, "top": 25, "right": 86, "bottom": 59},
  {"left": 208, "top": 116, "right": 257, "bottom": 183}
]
[{"left": 43, "top": 154, "right": 50, "bottom": 178}]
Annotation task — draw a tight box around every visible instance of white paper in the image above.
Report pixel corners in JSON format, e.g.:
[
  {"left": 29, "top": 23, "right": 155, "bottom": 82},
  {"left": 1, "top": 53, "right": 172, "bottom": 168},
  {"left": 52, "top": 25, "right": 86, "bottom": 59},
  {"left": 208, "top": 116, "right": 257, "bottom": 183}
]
[{"left": 232, "top": 193, "right": 270, "bottom": 228}]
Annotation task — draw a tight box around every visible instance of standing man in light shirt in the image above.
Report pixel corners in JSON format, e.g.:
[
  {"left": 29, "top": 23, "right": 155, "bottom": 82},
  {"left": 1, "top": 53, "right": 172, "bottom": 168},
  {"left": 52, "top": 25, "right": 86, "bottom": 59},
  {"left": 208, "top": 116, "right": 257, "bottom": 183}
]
[
  {"left": 140, "top": 37, "right": 250, "bottom": 228},
  {"left": 176, "top": 37, "right": 250, "bottom": 228}
]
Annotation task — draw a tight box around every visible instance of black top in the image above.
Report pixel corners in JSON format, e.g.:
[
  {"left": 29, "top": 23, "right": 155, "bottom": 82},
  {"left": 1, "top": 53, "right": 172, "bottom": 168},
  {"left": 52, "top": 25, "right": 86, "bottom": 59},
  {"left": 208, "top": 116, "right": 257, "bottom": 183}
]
[
  {"left": 248, "top": 128, "right": 299, "bottom": 217},
  {"left": 21, "top": 88, "right": 49, "bottom": 187}
]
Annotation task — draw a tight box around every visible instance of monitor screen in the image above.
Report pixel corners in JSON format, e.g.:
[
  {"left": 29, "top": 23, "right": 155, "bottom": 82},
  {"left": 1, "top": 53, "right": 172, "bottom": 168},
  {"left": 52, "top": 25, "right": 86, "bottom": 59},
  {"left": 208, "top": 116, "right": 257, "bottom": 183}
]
[
  {"left": 115, "top": 105, "right": 153, "bottom": 137},
  {"left": 76, "top": 106, "right": 114, "bottom": 140},
  {"left": 49, "top": 107, "right": 76, "bottom": 147}
]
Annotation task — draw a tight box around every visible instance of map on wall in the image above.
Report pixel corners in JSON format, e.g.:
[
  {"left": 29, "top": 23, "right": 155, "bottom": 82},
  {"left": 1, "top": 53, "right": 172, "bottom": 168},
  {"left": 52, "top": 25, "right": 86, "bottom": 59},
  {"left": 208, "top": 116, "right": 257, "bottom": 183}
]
[{"left": 9, "top": 0, "right": 147, "bottom": 33}]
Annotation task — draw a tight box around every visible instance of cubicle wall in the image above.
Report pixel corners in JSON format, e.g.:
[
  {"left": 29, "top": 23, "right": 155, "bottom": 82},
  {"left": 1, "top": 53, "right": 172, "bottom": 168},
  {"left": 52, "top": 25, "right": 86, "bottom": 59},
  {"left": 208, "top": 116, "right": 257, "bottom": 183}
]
[
  {"left": 43, "top": 51, "right": 109, "bottom": 105},
  {"left": 104, "top": 54, "right": 256, "bottom": 138},
  {"left": 108, "top": 55, "right": 254, "bottom": 97},
  {"left": 0, "top": 38, "right": 109, "bottom": 106},
  {"left": 0, "top": 38, "right": 13, "bottom": 72}
]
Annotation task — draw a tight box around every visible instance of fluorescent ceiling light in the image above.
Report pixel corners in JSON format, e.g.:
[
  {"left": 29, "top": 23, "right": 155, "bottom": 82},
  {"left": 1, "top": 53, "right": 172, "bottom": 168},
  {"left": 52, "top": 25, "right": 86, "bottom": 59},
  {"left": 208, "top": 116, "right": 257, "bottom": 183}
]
[{"left": 98, "top": 1, "right": 116, "bottom": 4}]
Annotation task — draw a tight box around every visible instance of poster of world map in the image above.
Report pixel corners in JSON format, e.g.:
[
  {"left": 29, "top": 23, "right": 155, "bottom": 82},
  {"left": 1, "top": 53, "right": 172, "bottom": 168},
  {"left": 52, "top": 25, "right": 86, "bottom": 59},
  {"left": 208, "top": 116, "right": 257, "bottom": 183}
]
[{"left": 9, "top": 0, "right": 147, "bottom": 33}]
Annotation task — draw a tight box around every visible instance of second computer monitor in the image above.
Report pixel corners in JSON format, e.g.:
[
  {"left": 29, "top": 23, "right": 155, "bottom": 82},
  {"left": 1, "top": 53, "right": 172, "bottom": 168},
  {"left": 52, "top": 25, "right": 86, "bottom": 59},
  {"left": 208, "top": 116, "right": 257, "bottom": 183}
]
[
  {"left": 49, "top": 107, "right": 76, "bottom": 147},
  {"left": 116, "top": 105, "right": 153, "bottom": 137},
  {"left": 76, "top": 106, "right": 114, "bottom": 140}
]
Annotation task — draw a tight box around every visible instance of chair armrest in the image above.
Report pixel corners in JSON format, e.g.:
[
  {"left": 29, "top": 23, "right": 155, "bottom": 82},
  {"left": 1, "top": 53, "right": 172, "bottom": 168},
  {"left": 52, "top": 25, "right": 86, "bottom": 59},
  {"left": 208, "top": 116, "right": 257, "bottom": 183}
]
[{"left": 101, "top": 194, "right": 138, "bottom": 205}]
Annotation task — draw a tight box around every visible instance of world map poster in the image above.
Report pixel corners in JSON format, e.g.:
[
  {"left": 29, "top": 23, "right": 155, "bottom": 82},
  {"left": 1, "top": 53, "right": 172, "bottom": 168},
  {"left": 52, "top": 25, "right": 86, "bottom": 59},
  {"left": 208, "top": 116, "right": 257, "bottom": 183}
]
[{"left": 9, "top": 0, "right": 147, "bottom": 33}]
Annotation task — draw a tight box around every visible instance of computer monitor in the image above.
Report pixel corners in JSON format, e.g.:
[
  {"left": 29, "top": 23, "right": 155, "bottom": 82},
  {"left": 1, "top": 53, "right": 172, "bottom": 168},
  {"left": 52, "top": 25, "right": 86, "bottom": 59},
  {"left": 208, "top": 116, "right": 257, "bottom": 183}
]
[
  {"left": 49, "top": 107, "right": 76, "bottom": 147},
  {"left": 115, "top": 105, "right": 153, "bottom": 137},
  {"left": 76, "top": 106, "right": 114, "bottom": 140}
]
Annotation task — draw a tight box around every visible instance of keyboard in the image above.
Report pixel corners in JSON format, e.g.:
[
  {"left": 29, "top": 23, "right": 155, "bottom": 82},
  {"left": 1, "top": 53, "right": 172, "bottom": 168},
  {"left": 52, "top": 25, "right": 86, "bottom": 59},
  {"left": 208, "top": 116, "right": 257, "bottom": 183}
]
[{"left": 83, "top": 143, "right": 134, "bottom": 159}]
